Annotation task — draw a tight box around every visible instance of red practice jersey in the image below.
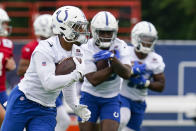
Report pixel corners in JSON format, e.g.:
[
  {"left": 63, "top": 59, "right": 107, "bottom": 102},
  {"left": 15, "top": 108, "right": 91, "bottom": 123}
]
[
  {"left": 21, "top": 40, "right": 39, "bottom": 60},
  {"left": 0, "top": 37, "right": 14, "bottom": 92}
]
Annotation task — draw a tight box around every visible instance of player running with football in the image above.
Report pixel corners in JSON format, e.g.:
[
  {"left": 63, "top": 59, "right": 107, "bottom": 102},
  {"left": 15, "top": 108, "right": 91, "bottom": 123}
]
[
  {"left": 79, "top": 11, "right": 143, "bottom": 131},
  {"left": 1, "top": 6, "right": 91, "bottom": 131},
  {"left": 119, "top": 21, "right": 165, "bottom": 131},
  {"left": 17, "top": 14, "right": 71, "bottom": 131},
  {"left": 0, "top": 8, "right": 16, "bottom": 109}
]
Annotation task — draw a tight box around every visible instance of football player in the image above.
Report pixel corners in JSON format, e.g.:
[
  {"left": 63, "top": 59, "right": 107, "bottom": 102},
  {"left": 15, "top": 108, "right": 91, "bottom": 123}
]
[
  {"left": 0, "top": 8, "right": 16, "bottom": 108},
  {"left": 17, "top": 14, "right": 71, "bottom": 131},
  {"left": 1, "top": 6, "right": 91, "bottom": 131},
  {"left": 17, "top": 14, "right": 53, "bottom": 78},
  {"left": 119, "top": 21, "right": 165, "bottom": 131},
  {"left": 79, "top": 11, "right": 137, "bottom": 131}
]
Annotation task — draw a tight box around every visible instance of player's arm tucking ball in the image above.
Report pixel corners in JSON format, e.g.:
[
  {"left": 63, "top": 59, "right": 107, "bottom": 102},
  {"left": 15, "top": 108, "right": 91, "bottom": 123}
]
[
  {"left": 109, "top": 57, "right": 132, "bottom": 79},
  {"left": 148, "top": 73, "right": 165, "bottom": 92},
  {"left": 55, "top": 57, "right": 84, "bottom": 81},
  {"left": 108, "top": 50, "right": 132, "bottom": 79},
  {"left": 85, "top": 64, "right": 113, "bottom": 86},
  {"left": 33, "top": 52, "right": 83, "bottom": 91},
  {"left": 93, "top": 49, "right": 132, "bottom": 79}
]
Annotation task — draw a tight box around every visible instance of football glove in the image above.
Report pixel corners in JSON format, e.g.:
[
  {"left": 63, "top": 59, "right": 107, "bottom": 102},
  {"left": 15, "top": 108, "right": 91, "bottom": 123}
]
[
  {"left": 73, "top": 104, "right": 91, "bottom": 123},
  {"left": 73, "top": 57, "right": 85, "bottom": 81},
  {"left": 131, "top": 61, "right": 146, "bottom": 75},
  {"left": 129, "top": 75, "right": 150, "bottom": 89},
  {"left": 93, "top": 50, "right": 120, "bottom": 62}
]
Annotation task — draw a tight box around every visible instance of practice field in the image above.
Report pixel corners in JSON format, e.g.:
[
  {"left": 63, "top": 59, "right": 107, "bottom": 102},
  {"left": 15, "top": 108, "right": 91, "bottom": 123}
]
[{"left": 5, "top": 40, "right": 196, "bottom": 131}]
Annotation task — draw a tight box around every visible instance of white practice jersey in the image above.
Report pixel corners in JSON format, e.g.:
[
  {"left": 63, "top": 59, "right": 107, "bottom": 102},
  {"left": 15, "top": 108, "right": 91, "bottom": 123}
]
[
  {"left": 81, "top": 38, "right": 130, "bottom": 98},
  {"left": 120, "top": 46, "right": 165, "bottom": 101},
  {"left": 18, "top": 35, "right": 83, "bottom": 107}
]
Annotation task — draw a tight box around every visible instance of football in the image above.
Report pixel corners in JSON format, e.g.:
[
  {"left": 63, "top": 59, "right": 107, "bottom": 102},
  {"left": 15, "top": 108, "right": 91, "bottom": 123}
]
[
  {"left": 95, "top": 60, "right": 109, "bottom": 71},
  {"left": 55, "top": 57, "right": 81, "bottom": 75}
]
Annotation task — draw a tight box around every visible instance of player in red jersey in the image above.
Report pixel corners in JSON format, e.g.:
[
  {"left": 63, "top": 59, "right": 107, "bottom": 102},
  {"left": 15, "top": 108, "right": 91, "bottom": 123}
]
[
  {"left": 17, "top": 14, "right": 53, "bottom": 78},
  {"left": 0, "top": 8, "right": 16, "bottom": 108},
  {"left": 17, "top": 14, "right": 71, "bottom": 131}
]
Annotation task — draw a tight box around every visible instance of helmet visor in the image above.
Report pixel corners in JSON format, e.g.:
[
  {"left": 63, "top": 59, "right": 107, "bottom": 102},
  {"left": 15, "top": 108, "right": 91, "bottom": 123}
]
[{"left": 139, "top": 34, "right": 157, "bottom": 45}]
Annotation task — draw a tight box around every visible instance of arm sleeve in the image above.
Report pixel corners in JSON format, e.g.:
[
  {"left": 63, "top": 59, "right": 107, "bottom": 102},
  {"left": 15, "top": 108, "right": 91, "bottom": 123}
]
[
  {"left": 33, "top": 51, "right": 78, "bottom": 91},
  {"left": 153, "top": 57, "right": 165, "bottom": 74},
  {"left": 119, "top": 45, "right": 131, "bottom": 65},
  {"left": 84, "top": 58, "right": 97, "bottom": 74},
  {"left": 83, "top": 50, "right": 97, "bottom": 74},
  {"left": 62, "top": 83, "right": 79, "bottom": 110}
]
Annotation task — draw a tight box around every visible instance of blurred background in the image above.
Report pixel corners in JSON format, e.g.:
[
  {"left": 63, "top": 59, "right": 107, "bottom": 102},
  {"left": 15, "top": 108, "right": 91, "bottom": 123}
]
[{"left": 1, "top": 0, "right": 196, "bottom": 131}]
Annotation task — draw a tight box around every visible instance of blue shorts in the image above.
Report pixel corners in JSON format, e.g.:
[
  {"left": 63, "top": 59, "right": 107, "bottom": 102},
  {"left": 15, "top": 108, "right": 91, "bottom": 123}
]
[
  {"left": 1, "top": 86, "right": 57, "bottom": 131},
  {"left": 55, "top": 91, "right": 63, "bottom": 107},
  {"left": 120, "top": 95, "right": 146, "bottom": 131},
  {"left": 79, "top": 92, "right": 120, "bottom": 123},
  {"left": 0, "top": 91, "right": 8, "bottom": 108}
]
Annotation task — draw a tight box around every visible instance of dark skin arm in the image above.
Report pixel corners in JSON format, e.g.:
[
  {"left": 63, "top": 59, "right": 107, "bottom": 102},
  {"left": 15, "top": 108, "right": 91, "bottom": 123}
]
[
  {"left": 109, "top": 57, "right": 132, "bottom": 79},
  {"left": 17, "top": 59, "right": 30, "bottom": 77},
  {"left": 148, "top": 73, "right": 165, "bottom": 92},
  {"left": 0, "top": 104, "right": 5, "bottom": 126},
  {"left": 85, "top": 67, "right": 113, "bottom": 86},
  {"left": 5, "top": 57, "right": 16, "bottom": 71}
]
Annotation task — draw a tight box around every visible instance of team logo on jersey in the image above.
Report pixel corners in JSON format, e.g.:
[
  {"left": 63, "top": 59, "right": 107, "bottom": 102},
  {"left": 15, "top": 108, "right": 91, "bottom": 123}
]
[
  {"left": 48, "top": 42, "right": 53, "bottom": 47},
  {"left": 2, "top": 39, "right": 13, "bottom": 48},
  {"left": 25, "top": 48, "right": 30, "bottom": 52},
  {"left": 152, "top": 58, "right": 158, "bottom": 63},
  {"left": 76, "top": 49, "right": 80, "bottom": 52},
  {"left": 42, "top": 61, "right": 47, "bottom": 66},
  {"left": 113, "top": 112, "right": 119, "bottom": 118},
  {"left": 20, "top": 96, "right": 25, "bottom": 101},
  {"left": 75, "top": 48, "right": 83, "bottom": 56}
]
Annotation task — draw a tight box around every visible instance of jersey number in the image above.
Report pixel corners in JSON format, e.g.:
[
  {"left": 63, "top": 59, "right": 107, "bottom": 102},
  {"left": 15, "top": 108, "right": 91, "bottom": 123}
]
[{"left": 0, "top": 52, "right": 3, "bottom": 76}]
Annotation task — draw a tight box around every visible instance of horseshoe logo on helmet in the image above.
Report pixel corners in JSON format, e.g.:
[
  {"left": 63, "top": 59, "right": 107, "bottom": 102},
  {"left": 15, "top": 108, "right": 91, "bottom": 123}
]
[
  {"left": 56, "top": 10, "right": 68, "bottom": 23},
  {"left": 113, "top": 112, "right": 119, "bottom": 118}
]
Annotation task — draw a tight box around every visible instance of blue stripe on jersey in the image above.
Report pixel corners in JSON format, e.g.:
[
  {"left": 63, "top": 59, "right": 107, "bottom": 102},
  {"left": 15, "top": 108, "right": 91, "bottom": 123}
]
[{"left": 105, "top": 12, "right": 109, "bottom": 26}]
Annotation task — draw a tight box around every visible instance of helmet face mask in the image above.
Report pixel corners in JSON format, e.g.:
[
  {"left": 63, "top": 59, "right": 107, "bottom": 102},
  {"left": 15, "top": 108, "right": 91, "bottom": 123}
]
[
  {"left": 0, "top": 21, "right": 12, "bottom": 36},
  {"left": 91, "top": 11, "right": 118, "bottom": 49},
  {"left": 94, "top": 30, "right": 117, "bottom": 49},
  {"left": 131, "top": 21, "right": 158, "bottom": 54},
  {"left": 136, "top": 33, "right": 158, "bottom": 54},
  {"left": 52, "top": 6, "right": 90, "bottom": 44},
  {"left": 61, "top": 21, "right": 90, "bottom": 44}
]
